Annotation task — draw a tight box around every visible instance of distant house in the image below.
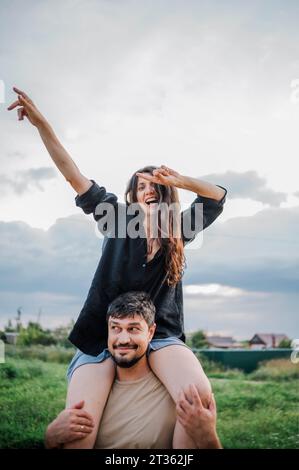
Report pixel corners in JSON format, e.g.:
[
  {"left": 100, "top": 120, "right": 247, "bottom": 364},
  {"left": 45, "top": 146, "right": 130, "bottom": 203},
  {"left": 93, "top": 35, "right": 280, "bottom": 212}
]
[
  {"left": 249, "top": 333, "right": 289, "bottom": 350},
  {"left": 3, "top": 332, "right": 19, "bottom": 345},
  {"left": 206, "top": 335, "right": 242, "bottom": 349}
]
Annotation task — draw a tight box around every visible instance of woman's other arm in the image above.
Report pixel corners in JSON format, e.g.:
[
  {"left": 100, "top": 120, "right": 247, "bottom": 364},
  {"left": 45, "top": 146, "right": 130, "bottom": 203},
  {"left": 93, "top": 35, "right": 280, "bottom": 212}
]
[{"left": 136, "top": 165, "right": 226, "bottom": 201}]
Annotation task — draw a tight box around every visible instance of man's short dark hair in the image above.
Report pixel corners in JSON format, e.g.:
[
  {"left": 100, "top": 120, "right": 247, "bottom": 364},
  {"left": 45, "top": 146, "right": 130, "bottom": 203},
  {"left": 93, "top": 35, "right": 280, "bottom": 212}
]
[{"left": 106, "top": 291, "right": 156, "bottom": 327}]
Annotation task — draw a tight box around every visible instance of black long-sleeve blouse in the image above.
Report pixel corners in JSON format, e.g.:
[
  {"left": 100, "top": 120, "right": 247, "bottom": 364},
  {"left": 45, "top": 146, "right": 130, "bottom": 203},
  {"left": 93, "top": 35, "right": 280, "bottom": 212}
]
[{"left": 68, "top": 180, "right": 227, "bottom": 355}]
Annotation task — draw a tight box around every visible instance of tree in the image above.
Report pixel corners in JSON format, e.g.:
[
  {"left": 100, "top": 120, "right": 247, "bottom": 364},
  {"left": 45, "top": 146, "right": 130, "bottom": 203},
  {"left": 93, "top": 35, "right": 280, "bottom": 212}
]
[
  {"left": 278, "top": 338, "right": 291, "bottom": 348},
  {"left": 52, "top": 320, "right": 75, "bottom": 348},
  {"left": 191, "top": 330, "right": 209, "bottom": 349},
  {"left": 18, "top": 322, "right": 57, "bottom": 346},
  {"left": 4, "top": 319, "right": 15, "bottom": 333}
]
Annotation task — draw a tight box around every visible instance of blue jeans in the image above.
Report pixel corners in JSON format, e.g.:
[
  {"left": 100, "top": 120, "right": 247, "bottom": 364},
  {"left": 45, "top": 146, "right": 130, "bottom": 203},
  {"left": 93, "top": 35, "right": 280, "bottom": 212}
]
[{"left": 67, "top": 336, "right": 190, "bottom": 383}]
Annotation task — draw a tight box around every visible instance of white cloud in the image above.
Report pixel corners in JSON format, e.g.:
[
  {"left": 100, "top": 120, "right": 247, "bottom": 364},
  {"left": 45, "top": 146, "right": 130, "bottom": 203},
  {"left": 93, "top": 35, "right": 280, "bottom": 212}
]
[
  {"left": 1, "top": 0, "right": 299, "bottom": 228},
  {"left": 184, "top": 283, "right": 247, "bottom": 297}
]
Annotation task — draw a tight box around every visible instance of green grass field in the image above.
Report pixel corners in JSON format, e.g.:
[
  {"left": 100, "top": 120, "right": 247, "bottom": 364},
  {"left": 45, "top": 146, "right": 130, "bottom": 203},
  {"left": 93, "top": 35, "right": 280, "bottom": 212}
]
[{"left": 0, "top": 350, "right": 298, "bottom": 449}]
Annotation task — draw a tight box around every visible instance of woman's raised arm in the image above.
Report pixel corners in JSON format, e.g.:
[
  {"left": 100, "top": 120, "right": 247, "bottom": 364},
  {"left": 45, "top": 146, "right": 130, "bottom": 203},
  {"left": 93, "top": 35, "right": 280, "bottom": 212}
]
[{"left": 7, "top": 87, "right": 92, "bottom": 195}]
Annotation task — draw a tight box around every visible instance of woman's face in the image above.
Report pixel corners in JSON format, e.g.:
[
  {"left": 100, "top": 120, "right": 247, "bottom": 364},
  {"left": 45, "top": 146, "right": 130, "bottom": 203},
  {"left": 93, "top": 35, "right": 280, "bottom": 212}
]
[{"left": 136, "top": 175, "right": 160, "bottom": 210}]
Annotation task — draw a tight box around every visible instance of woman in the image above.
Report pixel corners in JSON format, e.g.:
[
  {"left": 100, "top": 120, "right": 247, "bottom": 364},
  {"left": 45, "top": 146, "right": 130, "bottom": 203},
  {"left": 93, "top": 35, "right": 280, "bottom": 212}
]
[{"left": 8, "top": 87, "right": 227, "bottom": 448}]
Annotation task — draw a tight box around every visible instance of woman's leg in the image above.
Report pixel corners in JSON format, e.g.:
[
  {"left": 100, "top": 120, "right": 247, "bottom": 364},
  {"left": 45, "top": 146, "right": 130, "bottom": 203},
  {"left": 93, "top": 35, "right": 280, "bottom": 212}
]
[
  {"left": 148, "top": 345, "right": 212, "bottom": 449},
  {"left": 63, "top": 358, "right": 116, "bottom": 449}
]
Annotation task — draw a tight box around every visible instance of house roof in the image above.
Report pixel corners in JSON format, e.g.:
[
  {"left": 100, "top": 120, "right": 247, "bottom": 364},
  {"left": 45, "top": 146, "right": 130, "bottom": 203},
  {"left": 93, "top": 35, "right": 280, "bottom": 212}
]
[
  {"left": 206, "top": 336, "right": 236, "bottom": 347},
  {"left": 249, "top": 333, "right": 289, "bottom": 347}
]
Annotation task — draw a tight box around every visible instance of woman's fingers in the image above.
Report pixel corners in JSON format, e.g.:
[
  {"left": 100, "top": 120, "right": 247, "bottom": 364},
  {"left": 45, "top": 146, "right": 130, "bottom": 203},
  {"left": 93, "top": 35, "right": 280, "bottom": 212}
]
[
  {"left": 7, "top": 94, "right": 34, "bottom": 115},
  {"left": 161, "top": 165, "right": 172, "bottom": 173},
  {"left": 17, "top": 107, "right": 24, "bottom": 120},
  {"left": 136, "top": 171, "right": 171, "bottom": 187},
  {"left": 153, "top": 168, "right": 168, "bottom": 177},
  {"left": 161, "top": 167, "right": 171, "bottom": 175},
  {"left": 136, "top": 172, "right": 154, "bottom": 181},
  {"left": 11, "top": 87, "right": 35, "bottom": 109},
  {"left": 7, "top": 99, "right": 20, "bottom": 111},
  {"left": 13, "top": 86, "right": 31, "bottom": 101},
  {"left": 18, "top": 95, "right": 35, "bottom": 113},
  {"left": 18, "top": 94, "right": 29, "bottom": 106},
  {"left": 161, "top": 165, "right": 178, "bottom": 176}
]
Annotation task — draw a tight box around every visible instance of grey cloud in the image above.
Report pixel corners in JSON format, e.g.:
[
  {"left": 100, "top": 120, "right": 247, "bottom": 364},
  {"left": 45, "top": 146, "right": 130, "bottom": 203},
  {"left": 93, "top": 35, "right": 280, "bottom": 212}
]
[
  {"left": 0, "top": 215, "right": 101, "bottom": 296},
  {"left": 0, "top": 204, "right": 298, "bottom": 299},
  {"left": 201, "top": 170, "right": 287, "bottom": 206},
  {"left": 0, "top": 204, "right": 298, "bottom": 337},
  {"left": 183, "top": 290, "right": 299, "bottom": 340},
  {"left": 0, "top": 167, "right": 57, "bottom": 195},
  {"left": 184, "top": 204, "right": 299, "bottom": 293}
]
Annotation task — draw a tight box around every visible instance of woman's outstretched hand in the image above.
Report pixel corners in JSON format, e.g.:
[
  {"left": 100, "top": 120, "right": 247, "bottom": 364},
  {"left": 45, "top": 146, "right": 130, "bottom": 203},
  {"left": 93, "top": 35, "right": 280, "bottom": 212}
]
[
  {"left": 7, "top": 87, "right": 46, "bottom": 128},
  {"left": 136, "top": 166, "right": 183, "bottom": 188}
]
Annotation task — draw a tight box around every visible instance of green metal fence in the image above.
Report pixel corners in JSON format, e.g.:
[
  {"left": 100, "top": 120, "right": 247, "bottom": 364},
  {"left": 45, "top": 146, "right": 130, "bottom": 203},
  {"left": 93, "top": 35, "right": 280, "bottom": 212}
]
[{"left": 193, "top": 348, "right": 292, "bottom": 372}]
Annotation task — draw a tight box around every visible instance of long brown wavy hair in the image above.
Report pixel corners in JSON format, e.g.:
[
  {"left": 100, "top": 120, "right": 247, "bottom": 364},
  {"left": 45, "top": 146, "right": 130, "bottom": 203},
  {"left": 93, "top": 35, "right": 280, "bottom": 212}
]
[{"left": 125, "top": 165, "right": 185, "bottom": 286}]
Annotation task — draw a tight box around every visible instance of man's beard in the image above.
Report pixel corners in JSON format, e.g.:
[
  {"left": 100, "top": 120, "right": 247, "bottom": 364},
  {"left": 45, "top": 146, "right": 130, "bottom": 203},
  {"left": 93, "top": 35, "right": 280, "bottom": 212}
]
[{"left": 111, "top": 348, "right": 147, "bottom": 368}]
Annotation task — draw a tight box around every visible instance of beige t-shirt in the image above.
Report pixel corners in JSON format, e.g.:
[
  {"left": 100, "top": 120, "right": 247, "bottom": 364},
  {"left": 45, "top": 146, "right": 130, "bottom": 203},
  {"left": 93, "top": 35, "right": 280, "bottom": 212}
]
[{"left": 94, "top": 371, "right": 176, "bottom": 449}]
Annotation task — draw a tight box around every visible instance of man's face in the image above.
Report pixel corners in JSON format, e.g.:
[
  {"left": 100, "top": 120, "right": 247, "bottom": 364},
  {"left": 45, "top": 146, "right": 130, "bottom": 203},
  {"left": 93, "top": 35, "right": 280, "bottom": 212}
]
[{"left": 108, "top": 314, "right": 156, "bottom": 368}]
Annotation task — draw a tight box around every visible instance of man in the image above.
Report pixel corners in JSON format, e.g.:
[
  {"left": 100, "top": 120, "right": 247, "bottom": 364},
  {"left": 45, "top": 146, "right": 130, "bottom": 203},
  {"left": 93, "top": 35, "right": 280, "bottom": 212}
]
[{"left": 45, "top": 292, "right": 221, "bottom": 449}]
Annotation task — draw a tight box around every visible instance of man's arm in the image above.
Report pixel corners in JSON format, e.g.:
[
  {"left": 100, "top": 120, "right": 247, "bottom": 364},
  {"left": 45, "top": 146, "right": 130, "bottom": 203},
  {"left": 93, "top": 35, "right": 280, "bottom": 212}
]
[
  {"left": 7, "top": 87, "right": 92, "bottom": 195},
  {"left": 176, "top": 385, "right": 222, "bottom": 449},
  {"left": 44, "top": 400, "right": 94, "bottom": 449}
]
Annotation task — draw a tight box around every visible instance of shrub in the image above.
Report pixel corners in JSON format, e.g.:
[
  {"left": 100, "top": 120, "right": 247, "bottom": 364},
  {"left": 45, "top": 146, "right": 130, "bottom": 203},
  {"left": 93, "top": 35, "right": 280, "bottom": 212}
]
[
  {"left": 249, "top": 358, "right": 299, "bottom": 381},
  {"left": 0, "top": 363, "right": 19, "bottom": 379},
  {"left": 0, "top": 361, "right": 44, "bottom": 380},
  {"left": 5, "top": 345, "right": 75, "bottom": 364}
]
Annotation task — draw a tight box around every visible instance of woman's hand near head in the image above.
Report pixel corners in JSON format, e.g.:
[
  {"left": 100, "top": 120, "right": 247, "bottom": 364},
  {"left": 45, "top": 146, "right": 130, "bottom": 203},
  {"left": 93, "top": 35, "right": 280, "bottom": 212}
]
[
  {"left": 7, "top": 87, "right": 47, "bottom": 128},
  {"left": 136, "top": 166, "right": 183, "bottom": 188},
  {"left": 139, "top": 167, "right": 226, "bottom": 201}
]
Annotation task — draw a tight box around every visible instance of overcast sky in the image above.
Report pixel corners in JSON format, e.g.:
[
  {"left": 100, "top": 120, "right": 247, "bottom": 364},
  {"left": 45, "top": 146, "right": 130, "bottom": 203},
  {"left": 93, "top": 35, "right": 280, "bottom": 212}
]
[{"left": 0, "top": 0, "right": 298, "bottom": 339}]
